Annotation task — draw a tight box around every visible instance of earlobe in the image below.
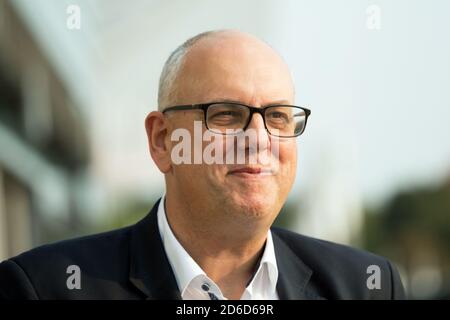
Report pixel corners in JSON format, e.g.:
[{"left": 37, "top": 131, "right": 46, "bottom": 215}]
[{"left": 145, "top": 111, "right": 172, "bottom": 173}]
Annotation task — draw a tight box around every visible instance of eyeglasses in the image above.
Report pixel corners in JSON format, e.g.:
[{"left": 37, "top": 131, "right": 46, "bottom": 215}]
[{"left": 162, "top": 102, "right": 311, "bottom": 137}]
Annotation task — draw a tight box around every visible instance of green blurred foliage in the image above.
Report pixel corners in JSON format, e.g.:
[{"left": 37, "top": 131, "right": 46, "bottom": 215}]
[
  {"left": 99, "top": 196, "right": 160, "bottom": 232},
  {"left": 362, "top": 180, "right": 450, "bottom": 299},
  {"left": 273, "top": 200, "right": 302, "bottom": 231}
]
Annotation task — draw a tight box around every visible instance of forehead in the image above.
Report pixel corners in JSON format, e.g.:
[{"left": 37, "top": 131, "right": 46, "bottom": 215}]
[{"left": 174, "top": 33, "right": 295, "bottom": 105}]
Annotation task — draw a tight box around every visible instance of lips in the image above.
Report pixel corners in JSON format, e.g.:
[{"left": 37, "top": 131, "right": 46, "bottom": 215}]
[{"left": 228, "top": 166, "right": 274, "bottom": 176}]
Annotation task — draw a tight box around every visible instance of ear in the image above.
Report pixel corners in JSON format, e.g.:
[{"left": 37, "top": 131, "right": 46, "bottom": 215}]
[{"left": 145, "top": 111, "right": 172, "bottom": 173}]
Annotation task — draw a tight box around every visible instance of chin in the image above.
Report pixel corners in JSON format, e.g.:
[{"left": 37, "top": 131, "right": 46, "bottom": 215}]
[{"left": 230, "top": 192, "right": 277, "bottom": 219}]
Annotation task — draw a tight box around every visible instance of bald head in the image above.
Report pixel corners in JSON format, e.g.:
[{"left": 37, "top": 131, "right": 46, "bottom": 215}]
[{"left": 158, "top": 30, "right": 295, "bottom": 111}]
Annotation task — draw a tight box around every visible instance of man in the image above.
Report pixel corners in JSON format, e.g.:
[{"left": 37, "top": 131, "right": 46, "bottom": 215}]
[{"left": 0, "top": 30, "right": 405, "bottom": 300}]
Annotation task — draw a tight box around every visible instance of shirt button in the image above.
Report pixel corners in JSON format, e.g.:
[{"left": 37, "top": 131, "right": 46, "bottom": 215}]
[{"left": 201, "top": 283, "right": 210, "bottom": 292}]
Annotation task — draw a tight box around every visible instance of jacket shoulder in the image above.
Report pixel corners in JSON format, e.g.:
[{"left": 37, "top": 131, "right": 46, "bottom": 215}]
[
  {"left": 12, "top": 226, "right": 132, "bottom": 269},
  {"left": 272, "top": 227, "right": 387, "bottom": 264},
  {"left": 271, "top": 227, "right": 405, "bottom": 299},
  {"left": 0, "top": 226, "right": 133, "bottom": 299}
]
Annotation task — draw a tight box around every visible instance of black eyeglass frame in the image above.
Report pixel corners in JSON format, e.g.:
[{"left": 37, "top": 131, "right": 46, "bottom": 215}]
[{"left": 162, "top": 102, "right": 311, "bottom": 138}]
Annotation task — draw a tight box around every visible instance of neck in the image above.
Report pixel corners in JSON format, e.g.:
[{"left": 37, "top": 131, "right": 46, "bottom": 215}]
[{"left": 164, "top": 193, "right": 269, "bottom": 299}]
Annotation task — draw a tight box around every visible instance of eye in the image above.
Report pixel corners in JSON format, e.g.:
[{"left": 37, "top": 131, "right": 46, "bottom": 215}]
[
  {"left": 266, "top": 111, "right": 289, "bottom": 122},
  {"left": 207, "top": 108, "right": 245, "bottom": 127},
  {"left": 209, "top": 110, "right": 242, "bottom": 120},
  {"left": 214, "top": 111, "right": 239, "bottom": 117},
  {"left": 270, "top": 112, "right": 285, "bottom": 118}
]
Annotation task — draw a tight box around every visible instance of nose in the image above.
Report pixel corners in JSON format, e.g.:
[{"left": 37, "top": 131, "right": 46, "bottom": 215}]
[
  {"left": 244, "top": 112, "right": 270, "bottom": 153},
  {"left": 246, "top": 112, "right": 266, "bottom": 132}
]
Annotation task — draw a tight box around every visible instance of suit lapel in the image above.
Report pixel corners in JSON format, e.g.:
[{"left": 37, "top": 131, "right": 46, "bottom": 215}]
[
  {"left": 128, "top": 199, "right": 181, "bottom": 300},
  {"left": 272, "top": 230, "right": 322, "bottom": 300}
]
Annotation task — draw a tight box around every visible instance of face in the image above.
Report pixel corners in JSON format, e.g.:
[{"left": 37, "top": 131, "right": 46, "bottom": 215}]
[{"left": 162, "top": 32, "right": 297, "bottom": 228}]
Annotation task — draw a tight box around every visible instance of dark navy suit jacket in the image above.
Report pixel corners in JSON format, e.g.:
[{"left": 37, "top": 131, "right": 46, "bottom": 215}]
[{"left": 0, "top": 199, "right": 405, "bottom": 299}]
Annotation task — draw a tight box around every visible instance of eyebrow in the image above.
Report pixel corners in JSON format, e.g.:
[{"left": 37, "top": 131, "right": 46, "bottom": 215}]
[{"left": 213, "top": 98, "right": 292, "bottom": 107}]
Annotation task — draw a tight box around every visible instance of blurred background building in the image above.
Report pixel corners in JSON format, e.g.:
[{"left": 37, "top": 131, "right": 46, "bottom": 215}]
[
  {"left": 0, "top": 0, "right": 91, "bottom": 260},
  {"left": 0, "top": 0, "right": 449, "bottom": 299}
]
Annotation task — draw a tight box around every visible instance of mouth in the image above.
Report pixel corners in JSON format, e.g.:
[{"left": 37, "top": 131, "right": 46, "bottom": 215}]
[{"left": 227, "top": 166, "right": 275, "bottom": 177}]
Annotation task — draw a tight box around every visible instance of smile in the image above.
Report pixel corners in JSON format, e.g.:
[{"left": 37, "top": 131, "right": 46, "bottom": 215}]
[{"left": 228, "top": 166, "right": 275, "bottom": 177}]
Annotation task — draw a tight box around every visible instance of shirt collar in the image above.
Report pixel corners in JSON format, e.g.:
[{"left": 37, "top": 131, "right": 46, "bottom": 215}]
[
  {"left": 157, "top": 195, "right": 205, "bottom": 295},
  {"left": 157, "top": 194, "right": 278, "bottom": 299},
  {"left": 253, "top": 230, "right": 278, "bottom": 289}
]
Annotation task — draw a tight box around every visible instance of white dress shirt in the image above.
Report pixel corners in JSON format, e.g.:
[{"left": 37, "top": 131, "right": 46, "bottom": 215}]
[{"left": 157, "top": 195, "right": 279, "bottom": 300}]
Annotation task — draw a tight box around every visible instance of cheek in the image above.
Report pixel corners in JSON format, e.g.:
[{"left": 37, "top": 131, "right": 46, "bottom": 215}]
[
  {"left": 207, "top": 164, "right": 229, "bottom": 186},
  {"left": 278, "top": 142, "right": 297, "bottom": 176}
]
